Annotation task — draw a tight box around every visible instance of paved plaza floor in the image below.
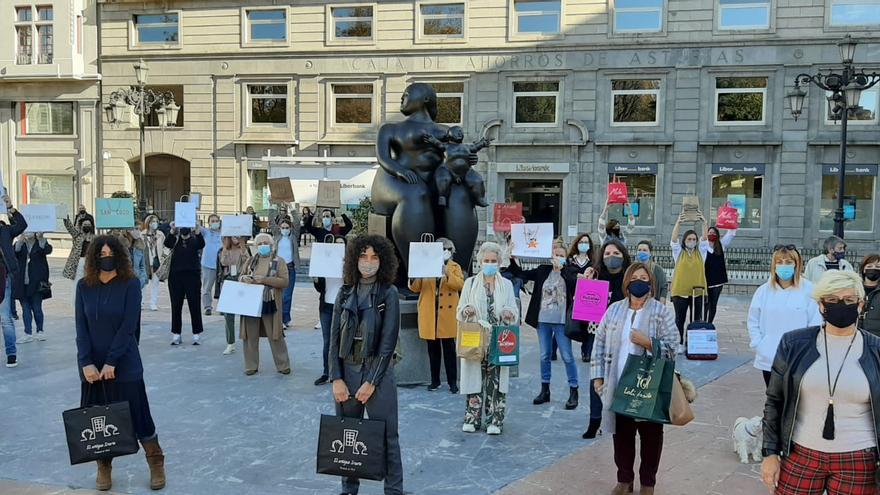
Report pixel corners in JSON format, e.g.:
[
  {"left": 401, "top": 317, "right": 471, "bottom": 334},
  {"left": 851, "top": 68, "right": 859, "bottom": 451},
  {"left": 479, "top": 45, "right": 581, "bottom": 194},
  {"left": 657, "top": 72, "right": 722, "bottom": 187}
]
[{"left": 1, "top": 261, "right": 758, "bottom": 495}]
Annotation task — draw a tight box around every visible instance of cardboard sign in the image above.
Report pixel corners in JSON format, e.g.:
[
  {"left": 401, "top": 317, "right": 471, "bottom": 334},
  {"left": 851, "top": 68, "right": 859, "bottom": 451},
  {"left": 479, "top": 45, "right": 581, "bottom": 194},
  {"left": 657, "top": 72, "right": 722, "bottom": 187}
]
[
  {"left": 174, "top": 201, "right": 197, "bottom": 228},
  {"left": 316, "top": 180, "right": 341, "bottom": 208},
  {"left": 268, "top": 178, "right": 295, "bottom": 204},
  {"left": 572, "top": 279, "right": 611, "bottom": 323},
  {"left": 217, "top": 280, "right": 264, "bottom": 318},
  {"left": 95, "top": 198, "right": 135, "bottom": 229},
  {"left": 308, "top": 243, "right": 345, "bottom": 278},
  {"left": 510, "top": 222, "right": 553, "bottom": 258},
  {"left": 687, "top": 329, "right": 719, "bottom": 356},
  {"left": 407, "top": 242, "right": 444, "bottom": 278},
  {"left": 220, "top": 214, "right": 253, "bottom": 237},
  {"left": 680, "top": 196, "right": 702, "bottom": 222},
  {"left": 368, "top": 213, "right": 386, "bottom": 237},
  {"left": 493, "top": 203, "right": 524, "bottom": 232},
  {"left": 20, "top": 204, "right": 57, "bottom": 233}
]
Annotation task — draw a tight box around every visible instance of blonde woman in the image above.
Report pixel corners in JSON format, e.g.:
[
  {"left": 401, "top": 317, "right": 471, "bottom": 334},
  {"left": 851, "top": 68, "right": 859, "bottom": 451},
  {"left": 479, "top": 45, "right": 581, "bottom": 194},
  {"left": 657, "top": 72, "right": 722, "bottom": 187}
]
[
  {"left": 748, "top": 245, "right": 822, "bottom": 387},
  {"left": 141, "top": 215, "right": 165, "bottom": 311},
  {"left": 218, "top": 236, "right": 250, "bottom": 355}
]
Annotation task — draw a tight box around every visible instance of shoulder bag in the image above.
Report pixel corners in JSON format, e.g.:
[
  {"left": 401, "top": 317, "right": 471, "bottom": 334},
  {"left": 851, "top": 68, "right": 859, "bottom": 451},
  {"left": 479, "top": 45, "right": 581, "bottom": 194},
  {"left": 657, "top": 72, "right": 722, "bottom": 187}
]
[{"left": 156, "top": 237, "right": 178, "bottom": 282}]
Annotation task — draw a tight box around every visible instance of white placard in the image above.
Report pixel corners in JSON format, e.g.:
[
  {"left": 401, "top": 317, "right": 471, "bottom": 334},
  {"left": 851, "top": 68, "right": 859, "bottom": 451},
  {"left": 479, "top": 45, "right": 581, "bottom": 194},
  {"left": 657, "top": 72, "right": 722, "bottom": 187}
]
[
  {"left": 407, "top": 242, "right": 444, "bottom": 278},
  {"left": 217, "top": 280, "right": 264, "bottom": 318},
  {"left": 567, "top": 225, "right": 578, "bottom": 237},
  {"left": 220, "top": 214, "right": 253, "bottom": 237},
  {"left": 510, "top": 223, "right": 554, "bottom": 258},
  {"left": 308, "top": 243, "right": 345, "bottom": 278},
  {"left": 174, "top": 201, "right": 197, "bottom": 228},
  {"left": 687, "top": 329, "right": 719, "bottom": 356},
  {"left": 20, "top": 204, "right": 57, "bottom": 233}
]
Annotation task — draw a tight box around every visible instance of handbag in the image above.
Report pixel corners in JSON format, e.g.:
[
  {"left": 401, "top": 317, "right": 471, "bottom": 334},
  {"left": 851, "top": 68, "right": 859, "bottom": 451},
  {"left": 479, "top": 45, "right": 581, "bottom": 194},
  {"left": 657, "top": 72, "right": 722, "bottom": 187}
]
[
  {"left": 607, "top": 177, "right": 629, "bottom": 205},
  {"left": 669, "top": 372, "right": 695, "bottom": 426},
  {"left": 488, "top": 325, "right": 520, "bottom": 366},
  {"left": 259, "top": 259, "right": 279, "bottom": 315},
  {"left": 316, "top": 406, "right": 387, "bottom": 481},
  {"left": 610, "top": 338, "right": 675, "bottom": 424},
  {"left": 715, "top": 201, "right": 740, "bottom": 229},
  {"left": 456, "top": 320, "right": 487, "bottom": 361},
  {"left": 38, "top": 281, "right": 52, "bottom": 300},
  {"left": 62, "top": 383, "right": 139, "bottom": 465}
]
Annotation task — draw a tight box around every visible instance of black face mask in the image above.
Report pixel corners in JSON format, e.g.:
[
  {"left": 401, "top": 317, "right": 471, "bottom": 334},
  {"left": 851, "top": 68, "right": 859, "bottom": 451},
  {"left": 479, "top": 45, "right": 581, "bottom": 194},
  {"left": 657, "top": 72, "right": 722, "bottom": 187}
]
[
  {"left": 628, "top": 280, "right": 651, "bottom": 298},
  {"left": 179, "top": 228, "right": 191, "bottom": 237},
  {"left": 82, "top": 226, "right": 93, "bottom": 234},
  {"left": 99, "top": 256, "right": 117, "bottom": 273},
  {"left": 823, "top": 301, "right": 860, "bottom": 328},
  {"left": 865, "top": 269, "right": 880, "bottom": 282}
]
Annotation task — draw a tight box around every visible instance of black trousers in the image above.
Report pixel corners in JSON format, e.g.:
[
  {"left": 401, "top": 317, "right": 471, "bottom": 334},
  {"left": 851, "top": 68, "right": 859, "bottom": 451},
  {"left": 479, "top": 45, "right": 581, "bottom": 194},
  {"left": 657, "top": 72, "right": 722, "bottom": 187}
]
[
  {"left": 706, "top": 285, "right": 724, "bottom": 324},
  {"left": 169, "top": 271, "right": 203, "bottom": 335},
  {"left": 427, "top": 338, "right": 457, "bottom": 387},
  {"left": 614, "top": 414, "right": 664, "bottom": 487},
  {"left": 671, "top": 296, "right": 703, "bottom": 342}
]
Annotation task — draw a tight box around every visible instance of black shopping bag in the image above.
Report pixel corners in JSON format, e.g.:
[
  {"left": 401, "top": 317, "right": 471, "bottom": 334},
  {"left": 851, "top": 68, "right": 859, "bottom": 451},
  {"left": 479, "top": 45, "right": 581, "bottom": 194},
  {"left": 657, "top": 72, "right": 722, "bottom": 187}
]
[
  {"left": 62, "top": 385, "right": 139, "bottom": 465},
  {"left": 316, "top": 412, "right": 386, "bottom": 481}
]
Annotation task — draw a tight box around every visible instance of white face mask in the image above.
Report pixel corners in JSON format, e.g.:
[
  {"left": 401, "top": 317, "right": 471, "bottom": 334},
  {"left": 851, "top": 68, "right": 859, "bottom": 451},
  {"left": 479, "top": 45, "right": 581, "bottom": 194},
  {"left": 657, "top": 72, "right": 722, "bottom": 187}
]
[
  {"left": 443, "top": 250, "right": 452, "bottom": 261},
  {"left": 685, "top": 240, "right": 697, "bottom": 250}
]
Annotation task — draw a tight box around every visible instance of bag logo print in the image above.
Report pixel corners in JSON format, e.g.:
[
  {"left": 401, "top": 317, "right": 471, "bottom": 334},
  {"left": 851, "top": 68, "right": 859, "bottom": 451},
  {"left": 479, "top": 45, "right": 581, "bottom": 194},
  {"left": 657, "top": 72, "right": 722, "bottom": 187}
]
[
  {"left": 80, "top": 416, "right": 119, "bottom": 442},
  {"left": 330, "top": 429, "right": 368, "bottom": 456},
  {"left": 636, "top": 373, "right": 652, "bottom": 390}
]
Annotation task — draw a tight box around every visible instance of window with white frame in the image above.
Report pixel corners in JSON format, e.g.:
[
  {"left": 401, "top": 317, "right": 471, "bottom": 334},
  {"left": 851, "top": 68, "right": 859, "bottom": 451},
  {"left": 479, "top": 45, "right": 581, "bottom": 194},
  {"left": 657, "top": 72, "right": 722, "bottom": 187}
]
[
  {"left": 825, "top": 86, "right": 879, "bottom": 124},
  {"left": 614, "top": 0, "right": 664, "bottom": 32},
  {"left": 420, "top": 3, "right": 465, "bottom": 37},
  {"left": 611, "top": 79, "right": 660, "bottom": 126},
  {"left": 14, "top": 5, "right": 53, "bottom": 65},
  {"left": 830, "top": 0, "right": 880, "bottom": 25},
  {"left": 331, "top": 6, "right": 374, "bottom": 40},
  {"left": 133, "top": 13, "right": 180, "bottom": 46},
  {"left": 333, "top": 84, "right": 374, "bottom": 125},
  {"left": 513, "top": 0, "right": 561, "bottom": 35},
  {"left": 245, "top": 9, "right": 286, "bottom": 42},
  {"left": 718, "top": 0, "right": 770, "bottom": 30},
  {"left": 714, "top": 77, "right": 767, "bottom": 124},
  {"left": 513, "top": 81, "right": 559, "bottom": 125},
  {"left": 247, "top": 84, "right": 287, "bottom": 126},
  {"left": 434, "top": 82, "right": 465, "bottom": 124},
  {"left": 22, "top": 102, "right": 74, "bottom": 135}
]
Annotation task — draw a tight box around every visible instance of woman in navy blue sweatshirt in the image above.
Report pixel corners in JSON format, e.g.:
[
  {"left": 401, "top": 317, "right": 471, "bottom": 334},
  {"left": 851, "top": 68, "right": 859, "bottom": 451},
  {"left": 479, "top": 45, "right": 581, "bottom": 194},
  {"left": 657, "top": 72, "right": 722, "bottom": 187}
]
[{"left": 75, "top": 235, "right": 165, "bottom": 491}]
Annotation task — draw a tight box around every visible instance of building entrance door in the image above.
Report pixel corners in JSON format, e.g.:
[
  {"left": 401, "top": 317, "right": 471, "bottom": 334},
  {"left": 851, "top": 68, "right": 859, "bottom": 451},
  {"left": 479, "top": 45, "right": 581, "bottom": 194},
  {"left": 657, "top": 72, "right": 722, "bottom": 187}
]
[{"left": 506, "top": 180, "right": 562, "bottom": 236}]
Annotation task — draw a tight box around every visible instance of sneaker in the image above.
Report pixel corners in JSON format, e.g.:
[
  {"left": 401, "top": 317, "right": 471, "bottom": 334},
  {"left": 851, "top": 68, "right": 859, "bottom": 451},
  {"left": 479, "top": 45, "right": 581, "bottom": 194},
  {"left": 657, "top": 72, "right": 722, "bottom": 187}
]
[
  {"left": 16, "top": 335, "right": 34, "bottom": 344},
  {"left": 150, "top": 305, "right": 159, "bottom": 312},
  {"left": 171, "top": 335, "right": 181, "bottom": 346},
  {"left": 223, "top": 344, "right": 235, "bottom": 355},
  {"left": 204, "top": 309, "right": 212, "bottom": 316},
  {"left": 449, "top": 384, "right": 460, "bottom": 394},
  {"left": 278, "top": 368, "right": 291, "bottom": 375},
  {"left": 314, "top": 375, "right": 329, "bottom": 386},
  {"left": 462, "top": 423, "right": 476, "bottom": 433},
  {"left": 35, "top": 332, "right": 46, "bottom": 341},
  {"left": 314, "top": 322, "right": 321, "bottom": 330},
  {"left": 283, "top": 322, "right": 290, "bottom": 329},
  {"left": 245, "top": 369, "right": 257, "bottom": 376},
  {"left": 427, "top": 383, "right": 442, "bottom": 391},
  {"left": 487, "top": 425, "right": 502, "bottom": 435},
  {"left": 6, "top": 356, "right": 17, "bottom": 368},
  {"left": 192, "top": 334, "right": 201, "bottom": 345}
]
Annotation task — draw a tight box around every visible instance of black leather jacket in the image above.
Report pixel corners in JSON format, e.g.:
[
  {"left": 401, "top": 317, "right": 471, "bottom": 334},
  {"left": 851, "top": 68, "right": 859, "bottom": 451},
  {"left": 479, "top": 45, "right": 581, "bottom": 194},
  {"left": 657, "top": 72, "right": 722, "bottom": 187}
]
[
  {"left": 328, "top": 282, "right": 399, "bottom": 385},
  {"left": 762, "top": 326, "right": 880, "bottom": 457},
  {"left": 861, "top": 288, "right": 880, "bottom": 337}
]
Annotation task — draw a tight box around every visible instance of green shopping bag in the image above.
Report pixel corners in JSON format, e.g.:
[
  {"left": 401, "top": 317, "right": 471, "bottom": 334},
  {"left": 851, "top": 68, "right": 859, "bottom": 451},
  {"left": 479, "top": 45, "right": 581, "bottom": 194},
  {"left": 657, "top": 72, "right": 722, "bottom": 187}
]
[
  {"left": 610, "top": 338, "right": 674, "bottom": 424},
  {"left": 488, "top": 325, "right": 520, "bottom": 367}
]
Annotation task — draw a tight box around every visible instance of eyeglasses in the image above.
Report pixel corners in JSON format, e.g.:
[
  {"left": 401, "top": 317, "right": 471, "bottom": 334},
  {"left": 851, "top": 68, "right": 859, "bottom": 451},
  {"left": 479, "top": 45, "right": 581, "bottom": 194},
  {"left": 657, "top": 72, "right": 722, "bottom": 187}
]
[
  {"left": 773, "top": 244, "right": 798, "bottom": 253},
  {"left": 821, "top": 296, "right": 861, "bottom": 305}
]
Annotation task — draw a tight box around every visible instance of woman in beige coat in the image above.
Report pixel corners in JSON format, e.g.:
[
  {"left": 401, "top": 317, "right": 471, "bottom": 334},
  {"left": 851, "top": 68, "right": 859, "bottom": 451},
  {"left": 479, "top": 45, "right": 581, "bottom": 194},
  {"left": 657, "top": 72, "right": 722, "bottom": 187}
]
[{"left": 239, "top": 233, "right": 291, "bottom": 376}]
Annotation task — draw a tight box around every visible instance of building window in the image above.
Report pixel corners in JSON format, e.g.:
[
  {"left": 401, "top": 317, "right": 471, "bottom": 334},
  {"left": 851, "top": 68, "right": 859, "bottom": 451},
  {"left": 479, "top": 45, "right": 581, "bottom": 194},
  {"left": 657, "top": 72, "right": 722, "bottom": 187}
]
[
  {"left": 611, "top": 79, "right": 660, "bottom": 126},
  {"left": 830, "top": 0, "right": 880, "bottom": 26},
  {"left": 16, "top": 6, "right": 33, "bottom": 22},
  {"left": 607, "top": 170, "right": 657, "bottom": 227},
  {"left": 718, "top": 0, "right": 770, "bottom": 29},
  {"left": 825, "top": 87, "right": 879, "bottom": 125},
  {"left": 434, "top": 82, "right": 465, "bottom": 124},
  {"left": 247, "top": 84, "right": 287, "bottom": 126},
  {"left": 23, "top": 102, "right": 74, "bottom": 135},
  {"left": 420, "top": 3, "right": 465, "bottom": 37},
  {"left": 134, "top": 13, "right": 180, "bottom": 46},
  {"left": 333, "top": 84, "right": 374, "bottom": 125},
  {"left": 821, "top": 165, "right": 877, "bottom": 232},
  {"left": 249, "top": 169, "right": 271, "bottom": 213},
  {"left": 715, "top": 77, "right": 767, "bottom": 125},
  {"left": 710, "top": 165, "right": 764, "bottom": 229},
  {"left": 16, "top": 25, "right": 32, "bottom": 65},
  {"left": 142, "top": 85, "right": 184, "bottom": 127},
  {"left": 331, "top": 6, "right": 374, "bottom": 40},
  {"left": 246, "top": 9, "right": 286, "bottom": 42},
  {"left": 614, "top": 0, "right": 664, "bottom": 32},
  {"left": 513, "top": 0, "right": 561, "bottom": 35},
  {"left": 15, "top": 6, "right": 53, "bottom": 65},
  {"left": 37, "top": 25, "right": 53, "bottom": 64},
  {"left": 513, "top": 81, "right": 559, "bottom": 125}
]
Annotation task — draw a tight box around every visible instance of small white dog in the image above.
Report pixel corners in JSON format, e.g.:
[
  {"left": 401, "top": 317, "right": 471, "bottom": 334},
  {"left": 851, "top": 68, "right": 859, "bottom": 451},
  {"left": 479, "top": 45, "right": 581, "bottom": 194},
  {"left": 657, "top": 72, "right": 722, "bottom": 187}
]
[{"left": 732, "top": 416, "right": 763, "bottom": 464}]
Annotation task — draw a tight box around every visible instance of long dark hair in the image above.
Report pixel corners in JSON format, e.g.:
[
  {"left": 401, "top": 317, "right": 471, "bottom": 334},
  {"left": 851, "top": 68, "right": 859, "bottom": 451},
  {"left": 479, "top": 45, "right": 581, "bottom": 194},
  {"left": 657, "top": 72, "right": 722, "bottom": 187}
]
[
  {"left": 83, "top": 235, "right": 134, "bottom": 287},
  {"left": 342, "top": 235, "right": 398, "bottom": 286},
  {"left": 567, "top": 232, "right": 594, "bottom": 261},
  {"left": 594, "top": 239, "right": 631, "bottom": 280},
  {"left": 708, "top": 226, "right": 723, "bottom": 258},
  {"left": 680, "top": 229, "right": 699, "bottom": 250}
]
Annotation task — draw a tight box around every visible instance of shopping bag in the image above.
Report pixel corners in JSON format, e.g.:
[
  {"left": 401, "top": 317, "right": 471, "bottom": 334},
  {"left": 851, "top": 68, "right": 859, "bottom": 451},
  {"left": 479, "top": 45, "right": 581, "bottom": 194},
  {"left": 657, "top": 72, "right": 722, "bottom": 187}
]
[
  {"left": 670, "top": 373, "right": 695, "bottom": 426},
  {"left": 607, "top": 178, "right": 629, "bottom": 205},
  {"left": 368, "top": 213, "right": 386, "bottom": 237},
  {"left": 309, "top": 243, "right": 345, "bottom": 278},
  {"left": 407, "top": 237, "right": 444, "bottom": 278},
  {"left": 216, "top": 280, "right": 264, "bottom": 317},
  {"left": 493, "top": 203, "right": 524, "bottom": 232},
  {"left": 456, "top": 320, "right": 487, "bottom": 361},
  {"left": 680, "top": 196, "right": 702, "bottom": 222},
  {"left": 488, "top": 325, "right": 520, "bottom": 366},
  {"left": 610, "top": 339, "right": 674, "bottom": 424},
  {"left": 316, "top": 412, "right": 386, "bottom": 481},
  {"left": 571, "top": 279, "right": 610, "bottom": 322},
  {"left": 715, "top": 201, "right": 739, "bottom": 230},
  {"left": 62, "top": 385, "right": 139, "bottom": 465}
]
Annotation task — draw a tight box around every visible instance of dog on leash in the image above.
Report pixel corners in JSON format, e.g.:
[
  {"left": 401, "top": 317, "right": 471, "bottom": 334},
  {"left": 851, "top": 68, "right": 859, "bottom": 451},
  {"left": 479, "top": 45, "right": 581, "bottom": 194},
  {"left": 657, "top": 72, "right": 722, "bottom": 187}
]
[{"left": 732, "top": 416, "right": 763, "bottom": 464}]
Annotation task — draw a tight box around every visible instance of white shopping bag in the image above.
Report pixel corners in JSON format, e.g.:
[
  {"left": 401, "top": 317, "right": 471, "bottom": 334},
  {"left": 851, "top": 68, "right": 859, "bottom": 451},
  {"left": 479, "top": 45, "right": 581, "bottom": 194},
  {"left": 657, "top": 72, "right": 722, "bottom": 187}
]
[
  {"left": 217, "top": 280, "right": 264, "bottom": 317},
  {"left": 308, "top": 243, "right": 345, "bottom": 279},
  {"left": 407, "top": 241, "right": 444, "bottom": 278},
  {"left": 174, "top": 202, "right": 197, "bottom": 228}
]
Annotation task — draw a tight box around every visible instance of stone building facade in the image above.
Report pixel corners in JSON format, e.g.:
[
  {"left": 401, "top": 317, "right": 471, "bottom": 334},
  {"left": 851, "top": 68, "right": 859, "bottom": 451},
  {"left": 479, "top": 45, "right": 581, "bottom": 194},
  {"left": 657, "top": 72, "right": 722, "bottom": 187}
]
[{"left": 97, "top": 0, "right": 880, "bottom": 249}]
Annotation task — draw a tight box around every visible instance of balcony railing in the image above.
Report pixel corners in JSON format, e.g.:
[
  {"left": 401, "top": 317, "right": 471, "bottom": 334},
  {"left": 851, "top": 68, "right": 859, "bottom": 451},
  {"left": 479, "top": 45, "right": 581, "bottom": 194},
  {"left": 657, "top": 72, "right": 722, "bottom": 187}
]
[
  {"left": 16, "top": 53, "right": 32, "bottom": 65},
  {"left": 37, "top": 52, "right": 53, "bottom": 64}
]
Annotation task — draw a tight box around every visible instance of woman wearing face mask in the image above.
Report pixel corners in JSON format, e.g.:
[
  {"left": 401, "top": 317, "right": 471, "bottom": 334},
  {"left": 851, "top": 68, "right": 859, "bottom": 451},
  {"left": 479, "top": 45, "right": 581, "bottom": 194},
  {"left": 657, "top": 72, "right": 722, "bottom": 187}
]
[
  {"left": 748, "top": 245, "right": 822, "bottom": 387},
  {"left": 457, "top": 242, "right": 519, "bottom": 435},
  {"left": 704, "top": 226, "right": 736, "bottom": 324},
  {"left": 218, "top": 236, "right": 250, "bottom": 356},
  {"left": 409, "top": 237, "right": 464, "bottom": 393},
  {"left": 75, "top": 236, "right": 165, "bottom": 491},
  {"left": 271, "top": 212, "right": 301, "bottom": 330},
  {"left": 63, "top": 214, "right": 96, "bottom": 302},
  {"left": 141, "top": 215, "right": 166, "bottom": 312},
  {"left": 164, "top": 224, "right": 206, "bottom": 346},
  {"left": 328, "top": 235, "right": 403, "bottom": 495},
  {"left": 239, "top": 234, "right": 291, "bottom": 376},
  {"left": 761, "top": 270, "right": 880, "bottom": 495},
  {"left": 592, "top": 262, "right": 678, "bottom": 495},
  {"left": 199, "top": 214, "right": 223, "bottom": 316},
  {"left": 859, "top": 254, "right": 880, "bottom": 337},
  {"left": 13, "top": 232, "right": 52, "bottom": 343},
  {"left": 116, "top": 229, "right": 148, "bottom": 290},
  {"left": 635, "top": 241, "right": 668, "bottom": 305},
  {"left": 669, "top": 212, "right": 710, "bottom": 341},
  {"left": 304, "top": 208, "right": 354, "bottom": 242},
  {"left": 598, "top": 198, "right": 636, "bottom": 245},
  {"left": 312, "top": 236, "right": 347, "bottom": 386},
  {"left": 563, "top": 233, "right": 596, "bottom": 362},
  {"left": 508, "top": 242, "right": 580, "bottom": 410}
]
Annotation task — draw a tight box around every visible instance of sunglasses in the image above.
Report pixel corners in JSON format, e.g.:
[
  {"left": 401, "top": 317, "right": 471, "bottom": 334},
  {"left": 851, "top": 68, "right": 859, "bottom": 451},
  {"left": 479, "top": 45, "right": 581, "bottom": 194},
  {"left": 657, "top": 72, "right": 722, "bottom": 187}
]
[{"left": 773, "top": 244, "right": 798, "bottom": 253}]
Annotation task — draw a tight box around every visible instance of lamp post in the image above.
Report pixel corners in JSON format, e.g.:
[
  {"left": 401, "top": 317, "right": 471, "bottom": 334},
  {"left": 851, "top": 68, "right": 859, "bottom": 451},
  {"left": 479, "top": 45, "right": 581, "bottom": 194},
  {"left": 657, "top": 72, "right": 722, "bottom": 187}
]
[
  {"left": 787, "top": 36, "right": 880, "bottom": 238},
  {"left": 104, "top": 58, "right": 179, "bottom": 221}
]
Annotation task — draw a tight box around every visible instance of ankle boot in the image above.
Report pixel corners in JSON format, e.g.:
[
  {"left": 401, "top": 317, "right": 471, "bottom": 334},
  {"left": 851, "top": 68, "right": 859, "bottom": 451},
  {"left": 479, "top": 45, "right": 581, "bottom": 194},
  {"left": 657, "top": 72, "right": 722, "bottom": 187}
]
[
  {"left": 582, "top": 417, "right": 602, "bottom": 439},
  {"left": 142, "top": 437, "right": 166, "bottom": 490},
  {"left": 639, "top": 487, "right": 654, "bottom": 495},
  {"left": 96, "top": 458, "right": 112, "bottom": 491},
  {"left": 565, "top": 387, "right": 579, "bottom": 410},
  {"left": 533, "top": 383, "right": 550, "bottom": 405},
  {"left": 611, "top": 482, "right": 633, "bottom": 494}
]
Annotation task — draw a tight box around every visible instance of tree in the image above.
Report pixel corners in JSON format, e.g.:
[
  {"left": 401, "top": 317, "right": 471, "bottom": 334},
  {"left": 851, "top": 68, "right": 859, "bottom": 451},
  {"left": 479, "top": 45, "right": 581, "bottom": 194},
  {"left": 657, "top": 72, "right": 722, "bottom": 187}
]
[{"left": 350, "top": 196, "right": 373, "bottom": 236}]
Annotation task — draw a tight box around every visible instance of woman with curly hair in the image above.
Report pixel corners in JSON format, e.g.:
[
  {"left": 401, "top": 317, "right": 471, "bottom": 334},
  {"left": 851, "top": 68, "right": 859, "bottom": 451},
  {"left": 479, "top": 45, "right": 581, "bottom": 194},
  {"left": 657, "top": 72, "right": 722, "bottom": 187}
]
[
  {"left": 328, "top": 234, "right": 403, "bottom": 495},
  {"left": 75, "top": 235, "right": 165, "bottom": 491}
]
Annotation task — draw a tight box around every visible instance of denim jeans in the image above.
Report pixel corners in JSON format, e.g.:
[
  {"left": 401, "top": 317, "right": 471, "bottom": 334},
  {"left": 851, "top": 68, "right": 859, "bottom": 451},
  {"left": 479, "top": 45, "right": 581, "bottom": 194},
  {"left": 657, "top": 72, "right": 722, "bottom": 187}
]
[
  {"left": 21, "top": 292, "right": 44, "bottom": 335},
  {"left": 537, "top": 322, "right": 578, "bottom": 388},
  {"left": 319, "top": 304, "right": 333, "bottom": 376},
  {"left": 1, "top": 275, "right": 15, "bottom": 357},
  {"left": 282, "top": 263, "right": 296, "bottom": 325}
]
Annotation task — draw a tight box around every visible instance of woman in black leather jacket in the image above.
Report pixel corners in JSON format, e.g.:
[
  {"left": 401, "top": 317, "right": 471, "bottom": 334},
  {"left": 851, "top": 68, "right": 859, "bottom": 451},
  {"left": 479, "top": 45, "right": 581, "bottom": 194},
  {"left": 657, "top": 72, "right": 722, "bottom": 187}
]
[
  {"left": 762, "top": 270, "right": 880, "bottom": 495},
  {"left": 328, "top": 234, "right": 403, "bottom": 495}
]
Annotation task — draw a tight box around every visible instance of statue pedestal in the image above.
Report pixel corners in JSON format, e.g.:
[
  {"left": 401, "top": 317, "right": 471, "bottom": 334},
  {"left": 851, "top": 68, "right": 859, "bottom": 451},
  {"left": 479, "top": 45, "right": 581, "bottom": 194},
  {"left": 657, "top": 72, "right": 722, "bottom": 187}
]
[{"left": 395, "top": 299, "right": 431, "bottom": 386}]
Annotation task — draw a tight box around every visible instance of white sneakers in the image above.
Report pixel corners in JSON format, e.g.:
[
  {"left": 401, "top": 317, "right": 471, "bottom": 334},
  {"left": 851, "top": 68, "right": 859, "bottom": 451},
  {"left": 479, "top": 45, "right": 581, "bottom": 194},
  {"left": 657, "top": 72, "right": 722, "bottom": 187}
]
[
  {"left": 487, "top": 425, "right": 502, "bottom": 435},
  {"left": 171, "top": 334, "right": 181, "bottom": 346},
  {"left": 150, "top": 305, "right": 159, "bottom": 312},
  {"left": 223, "top": 344, "right": 235, "bottom": 355},
  {"left": 462, "top": 423, "right": 476, "bottom": 433},
  {"left": 192, "top": 334, "right": 201, "bottom": 345},
  {"left": 16, "top": 335, "right": 34, "bottom": 344},
  {"left": 35, "top": 332, "right": 46, "bottom": 341}
]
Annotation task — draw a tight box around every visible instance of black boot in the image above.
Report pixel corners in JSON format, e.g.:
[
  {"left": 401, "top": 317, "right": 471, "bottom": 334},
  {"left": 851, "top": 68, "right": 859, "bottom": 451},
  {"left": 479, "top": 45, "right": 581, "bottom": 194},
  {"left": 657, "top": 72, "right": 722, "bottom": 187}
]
[
  {"left": 582, "top": 417, "right": 601, "bottom": 439},
  {"left": 565, "top": 387, "right": 579, "bottom": 410},
  {"left": 533, "top": 383, "right": 550, "bottom": 405}
]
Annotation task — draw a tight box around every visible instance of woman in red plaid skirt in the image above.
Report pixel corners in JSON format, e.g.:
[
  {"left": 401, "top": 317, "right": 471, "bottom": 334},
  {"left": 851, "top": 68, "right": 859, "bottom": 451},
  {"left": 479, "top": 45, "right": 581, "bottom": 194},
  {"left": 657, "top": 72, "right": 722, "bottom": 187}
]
[{"left": 762, "top": 270, "right": 880, "bottom": 495}]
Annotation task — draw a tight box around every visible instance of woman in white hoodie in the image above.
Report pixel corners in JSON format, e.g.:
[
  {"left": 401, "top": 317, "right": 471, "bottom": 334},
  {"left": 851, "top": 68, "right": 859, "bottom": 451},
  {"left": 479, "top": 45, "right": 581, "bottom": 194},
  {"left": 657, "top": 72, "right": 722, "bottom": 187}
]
[{"left": 747, "top": 245, "right": 823, "bottom": 386}]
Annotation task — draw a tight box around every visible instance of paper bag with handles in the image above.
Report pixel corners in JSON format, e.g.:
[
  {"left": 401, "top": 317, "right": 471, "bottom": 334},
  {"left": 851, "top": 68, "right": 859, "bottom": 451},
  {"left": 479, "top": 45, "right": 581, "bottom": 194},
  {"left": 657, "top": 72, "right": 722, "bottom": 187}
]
[
  {"left": 368, "top": 213, "right": 386, "bottom": 237},
  {"left": 715, "top": 201, "right": 740, "bottom": 229},
  {"left": 316, "top": 180, "right": 342, "bottom": 208},
  {"left": 456, "top": 320, "right": 488, "bottom": 361},
  {"left": 680, "top": 196, "right": 702, "bottom": 223}
]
